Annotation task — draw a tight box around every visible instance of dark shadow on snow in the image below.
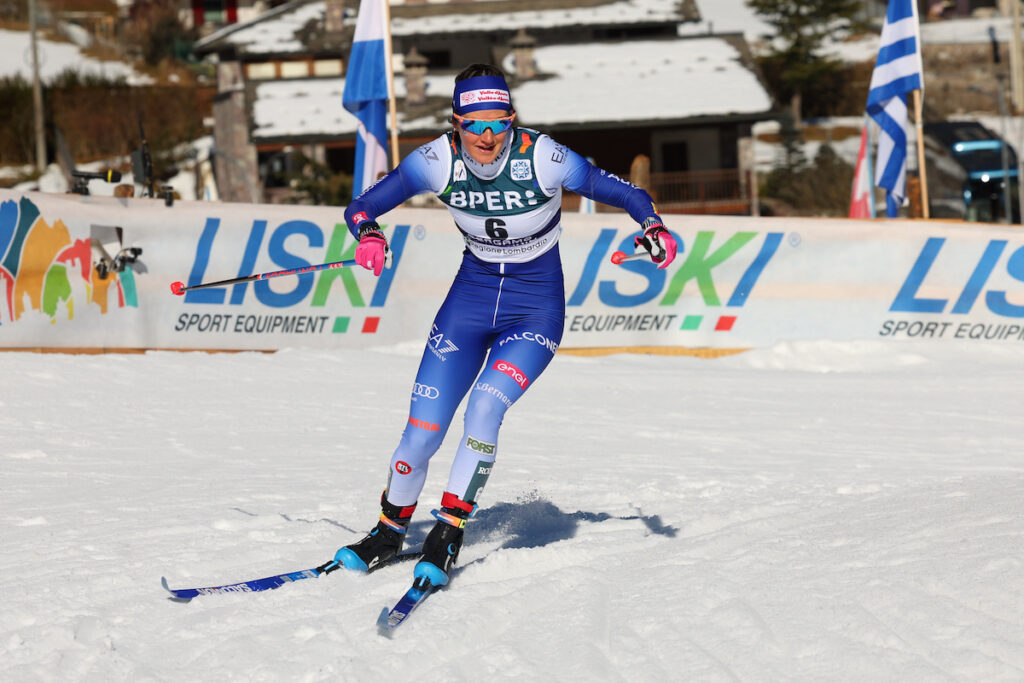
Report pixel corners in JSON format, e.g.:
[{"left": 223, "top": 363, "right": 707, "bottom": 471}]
[
  {"left": 457, "top": 496, "right": 677, "bottom": 550},
  {"left": 246, "top": 495, "right": 677, "bottom": 552}
]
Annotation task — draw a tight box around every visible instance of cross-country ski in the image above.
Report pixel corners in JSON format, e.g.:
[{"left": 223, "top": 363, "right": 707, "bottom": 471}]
[{"left": 161, "top": 553, "right": 419, "bottom": 602}]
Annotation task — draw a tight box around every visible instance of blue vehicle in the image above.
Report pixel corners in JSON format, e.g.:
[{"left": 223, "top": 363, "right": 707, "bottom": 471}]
[{"left": 925, "top": 121, "right": 1019, "bottom": 223}]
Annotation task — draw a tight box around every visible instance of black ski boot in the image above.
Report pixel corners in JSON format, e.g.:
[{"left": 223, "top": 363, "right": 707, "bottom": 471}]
[
  {"left": 334, "top": 493, "right": 417, "bottom": 572},
  {"left": 413, "top": 492, "right": 476, "bottom": 587}
]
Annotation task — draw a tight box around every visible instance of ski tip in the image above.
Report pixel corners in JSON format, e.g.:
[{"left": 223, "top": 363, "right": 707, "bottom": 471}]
[
  {"left": 376, "top": 607, "right": 395, "bottom": 638},
  {"left": 170, "top": 281, "right": 185, "bottom": 296},
  {"left": 160, "top": 576, "right": 192, "bottom": 603}
]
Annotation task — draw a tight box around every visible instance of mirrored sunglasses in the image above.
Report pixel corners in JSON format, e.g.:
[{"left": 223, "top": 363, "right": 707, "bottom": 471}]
[{"left": 454, "top": 114, "right": 515, "bottom": 136}]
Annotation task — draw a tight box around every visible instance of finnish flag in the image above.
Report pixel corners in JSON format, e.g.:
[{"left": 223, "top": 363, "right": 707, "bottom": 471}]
[
  {"left": 344, "top": 0, "right": 390, "bottom": 200},
  {"left": 866, "top": 0, "right": 924, "bottom": 218}
]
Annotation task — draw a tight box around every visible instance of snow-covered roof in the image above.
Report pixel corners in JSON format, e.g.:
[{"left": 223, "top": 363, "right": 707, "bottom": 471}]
[
  {"left": 195, "top": 1, "right": 328, "bottom": 55},
  {"left": 253, "top": 79, "right": 346, "bottom": 139},
  {"left": 251, "top": 36, "right": 772, "bottom": 141},
  {"left": 256, "top": 73, "right": 460, "bottom": 140},
  {"left": 196, "top": 0, "right": 692, "bottom": 55},
  {"left": 253, "top": 74, "right": 456, "bottom": 139},
  {"left": 510, "top": 38, "right": 772, "bottom": 127},
  {"left": 390, "top": 0, "right": 687, "bottom": 36}
]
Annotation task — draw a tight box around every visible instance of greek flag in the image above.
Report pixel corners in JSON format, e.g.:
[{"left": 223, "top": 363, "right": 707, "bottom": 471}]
[
  {"left": 866, "top": 0, "right": 923, "bottom": 218},
  {"left": 344, "top": 0, "right": 390, "bottom": 200}
]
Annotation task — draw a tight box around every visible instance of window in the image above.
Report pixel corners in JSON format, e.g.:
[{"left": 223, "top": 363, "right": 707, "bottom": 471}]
[
  {"left": 419, "top": 49, "right": 451, "bottom": 69},
  {"left": 246, "top": 63, "right": 276, "bottom": 80},
  {"left": 280, "top": 61, "right": 310, "bottom": 78},
  {"left": 203, "top": 0, "right": 224, "bottom": 24},
  {"left": 661, "top": 141, "right": 689, "bottom": 173},
  {"left": 314, "top": 59, "right": 343, "bottom": 76}
]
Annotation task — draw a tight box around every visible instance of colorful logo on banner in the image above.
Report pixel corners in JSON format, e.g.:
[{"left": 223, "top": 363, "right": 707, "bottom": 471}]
[
  {"left": 0, "top": 197, "right": 138, "bottom": 326},
  {"left": 566, "top": 227, "right": 784, "bottom": 335},
  {"left": 175, "top": 218, "right": 407, "bottom": 338}
]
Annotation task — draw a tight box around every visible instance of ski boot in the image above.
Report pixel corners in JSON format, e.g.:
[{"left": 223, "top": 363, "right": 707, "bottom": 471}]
[
  {"left": 334, "top": 493, "right": 417, "bottom": 572},
  {"left": 413, "top": 492, "right": 476, "bottom": 588}
]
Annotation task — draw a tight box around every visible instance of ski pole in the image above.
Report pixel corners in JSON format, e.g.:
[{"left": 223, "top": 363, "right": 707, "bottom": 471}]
[{"left": 170, "top": 259, "right": 359, "bottom": 296}]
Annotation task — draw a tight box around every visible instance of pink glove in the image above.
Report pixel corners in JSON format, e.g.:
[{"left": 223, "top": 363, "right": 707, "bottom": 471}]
[
  {"left": 354, "top": 222, "right": 389, "bottom": 277},
  {"left": 634, "top": 223, "right": 677, "bottom": 269}
]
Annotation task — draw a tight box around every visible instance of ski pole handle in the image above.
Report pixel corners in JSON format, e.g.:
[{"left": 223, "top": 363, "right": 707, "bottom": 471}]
[{"left": 170, "top": 258, "right": 359, "bottom": 296}]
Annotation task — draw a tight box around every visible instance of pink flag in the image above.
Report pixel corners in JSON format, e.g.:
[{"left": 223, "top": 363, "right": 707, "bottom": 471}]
[{"left": 849, "top": 123, "right": 873, "bottom": 218}]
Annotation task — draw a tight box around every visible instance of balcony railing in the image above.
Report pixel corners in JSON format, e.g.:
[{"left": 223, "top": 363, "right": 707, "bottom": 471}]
[{"left": 563, "top": 168, "right": 752, "bottom": 215}]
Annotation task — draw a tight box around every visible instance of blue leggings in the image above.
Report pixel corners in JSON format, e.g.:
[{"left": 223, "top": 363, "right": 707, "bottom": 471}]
[{"left": 384, "top": 247, "right": 565, "bottom": 508}]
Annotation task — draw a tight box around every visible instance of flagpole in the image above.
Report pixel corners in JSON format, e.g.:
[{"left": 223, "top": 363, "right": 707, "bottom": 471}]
[
  {"left": 913, "top": 89, "right": 929, "bottom": 219},
  {"left": 865, "top": 114, "right": 876, "bottom": 219},
  {"left": 381, "top": 0, "right": 400, "bottom": 170}
]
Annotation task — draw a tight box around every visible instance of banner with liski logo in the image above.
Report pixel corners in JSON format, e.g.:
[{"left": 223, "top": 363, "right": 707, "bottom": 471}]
[
  {"left": 2, "top": 189, "right": 1024, "bottom": 351},
  {"left": 559, "top": 216, "right": 1024, "bottom": 348}
]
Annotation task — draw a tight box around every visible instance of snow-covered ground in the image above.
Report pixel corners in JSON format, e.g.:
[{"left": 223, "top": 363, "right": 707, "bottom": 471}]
[
  {"left": 2, "top": 340, "right": 1023, "bottom": 680},
  {"left": 0, "top": 28, "right": 149, "bottom": 84},
  {"left": 752, "top": 112, "right": 1024, "bottom": 175},
  {"left": 679, "top": 0, "right": 773, "bottom": 44}
]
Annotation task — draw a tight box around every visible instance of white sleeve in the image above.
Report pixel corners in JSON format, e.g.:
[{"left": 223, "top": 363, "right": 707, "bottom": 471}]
[
  {"left": 532, "top": 134, "right": 571, "bottom": 197},
  {"left": 405, "top": 134, "right": 452, "bottom": 195}
]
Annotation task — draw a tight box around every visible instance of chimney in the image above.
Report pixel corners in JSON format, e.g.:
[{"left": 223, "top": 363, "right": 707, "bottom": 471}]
[
  {"left": 404, "top": 46, "right": 429, "bottom": 105},
  {"left": 325, "top": 0, "right": 344, "bottom": 33},
  {"left": 508, "top": 29, "right": 536, "bottom": 81}
]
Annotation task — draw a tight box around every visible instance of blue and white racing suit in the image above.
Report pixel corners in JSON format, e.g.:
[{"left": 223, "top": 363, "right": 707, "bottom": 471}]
[{"left": 344, "top": 127, "right": 664, "bottom": 508}]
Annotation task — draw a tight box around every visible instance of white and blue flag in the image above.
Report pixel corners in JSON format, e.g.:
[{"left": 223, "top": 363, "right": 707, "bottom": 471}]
[
  {"left": 866, "top": 0, "right": 924, "bottom": 218},
  {"left": 344, "top": 0, "right": 390, "bottom": 200}
]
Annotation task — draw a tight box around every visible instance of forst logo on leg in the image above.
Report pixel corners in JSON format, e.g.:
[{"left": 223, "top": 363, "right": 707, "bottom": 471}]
[{"left": 465, "top": 436, "right": 496, "bottom": 455}]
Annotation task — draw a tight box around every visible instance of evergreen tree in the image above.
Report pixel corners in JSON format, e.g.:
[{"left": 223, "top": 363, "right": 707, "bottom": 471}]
[
  {"left": 761, "top": 142, "right": 854, "bottom": 216},
  {"left": 747, "top": 0, "right": 866, "bottom": 123}
]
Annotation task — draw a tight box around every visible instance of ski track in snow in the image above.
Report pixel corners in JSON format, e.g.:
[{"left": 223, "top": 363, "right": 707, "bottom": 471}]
[{"left": 1, "top": 341, "right": 1023, "bottom": 681}]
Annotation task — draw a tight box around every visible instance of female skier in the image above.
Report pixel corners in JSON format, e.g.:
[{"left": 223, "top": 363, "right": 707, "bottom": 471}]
[{"left": 333, "top": 64, "right": 676, "bottom": 587}]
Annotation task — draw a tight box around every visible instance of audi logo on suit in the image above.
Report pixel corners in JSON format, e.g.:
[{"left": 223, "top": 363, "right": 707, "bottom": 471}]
[{"left": 412, "top": 383, "right": 440, "bottom": 399}]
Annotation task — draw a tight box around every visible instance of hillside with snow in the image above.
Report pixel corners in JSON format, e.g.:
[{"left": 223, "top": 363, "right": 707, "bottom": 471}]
[{"left": 0, "top": 28, "right": 149, "bottom": 84}]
